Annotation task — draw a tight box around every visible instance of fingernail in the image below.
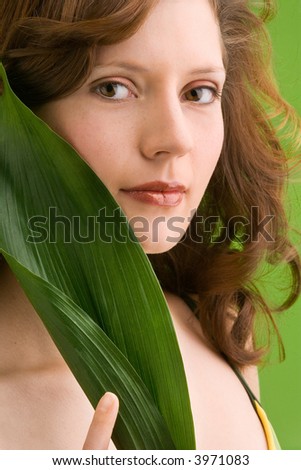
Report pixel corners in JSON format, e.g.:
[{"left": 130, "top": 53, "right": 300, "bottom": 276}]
[{"left": 98, "top": 392, "right": 115, "bottom": 412}]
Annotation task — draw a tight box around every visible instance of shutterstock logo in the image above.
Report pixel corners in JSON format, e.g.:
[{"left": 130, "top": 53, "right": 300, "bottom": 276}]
[{"left": 26, "top": 206, "right": 275, "bottom": 245}]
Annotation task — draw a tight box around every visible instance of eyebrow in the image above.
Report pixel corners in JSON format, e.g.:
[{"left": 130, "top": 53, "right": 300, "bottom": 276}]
[{"left": 93, "top": 61, "right": 226, "bottom": 76}]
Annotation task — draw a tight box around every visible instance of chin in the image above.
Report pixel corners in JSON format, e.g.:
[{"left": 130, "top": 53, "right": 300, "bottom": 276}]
[
  {"left": 131, "top": 223, "right": 186, "bottom": 254},
  {"left": 138, "top": 234, "right": 182, "bottom": 255},
  {"left": 142, "top": 243, "right": 177, "bottom": 254}
]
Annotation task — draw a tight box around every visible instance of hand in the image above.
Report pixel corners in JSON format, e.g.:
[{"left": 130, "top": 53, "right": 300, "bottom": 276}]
[{"left": 83, "top": 392, "right": 119, "bottom": 449}]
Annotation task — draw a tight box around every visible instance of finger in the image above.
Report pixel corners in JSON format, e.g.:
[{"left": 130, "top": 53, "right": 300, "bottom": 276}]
[{"left": 83, "top": 392, "right": 119, "bottom": 450}]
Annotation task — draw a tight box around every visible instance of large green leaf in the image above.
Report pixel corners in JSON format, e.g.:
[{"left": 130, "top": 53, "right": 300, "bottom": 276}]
[{"left": 0, "top": 63, "right": 195, "bottom": 449}]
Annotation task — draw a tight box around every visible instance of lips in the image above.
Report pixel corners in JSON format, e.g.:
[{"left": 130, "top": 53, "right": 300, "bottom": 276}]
[{"left": 121, "top": 181, "right": 186, "bottom": 207}]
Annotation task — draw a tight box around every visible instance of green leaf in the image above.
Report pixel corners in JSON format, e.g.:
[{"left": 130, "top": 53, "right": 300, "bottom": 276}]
[{"left": 0, "top": 63, "right": 195, "bottom": 449}]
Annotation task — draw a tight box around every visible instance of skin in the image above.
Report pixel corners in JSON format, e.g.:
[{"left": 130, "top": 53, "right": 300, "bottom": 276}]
[{"left": 0, "top": 0, "right": 268, "bottom": 449}]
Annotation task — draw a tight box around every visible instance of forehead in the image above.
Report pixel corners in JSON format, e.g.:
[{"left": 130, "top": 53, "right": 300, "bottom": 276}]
[{"left": 94, "top": 0, "right": 224, "bottom": 73}]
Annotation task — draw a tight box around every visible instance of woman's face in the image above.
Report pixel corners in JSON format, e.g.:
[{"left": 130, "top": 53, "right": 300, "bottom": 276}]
[{"left": 38, "top": 0, "right": 225, "bottom": 254}]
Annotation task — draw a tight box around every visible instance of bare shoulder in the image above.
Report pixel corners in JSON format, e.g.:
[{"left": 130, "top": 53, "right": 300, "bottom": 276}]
[
  {"left": 240, "top": 364, "right": 261, "bottom": 400},
  {"left": 226, "top": 306, "right": 261, "bottom": 400},
  {"left": 164, "top": 291, "right": 267, "bottom": 449}
]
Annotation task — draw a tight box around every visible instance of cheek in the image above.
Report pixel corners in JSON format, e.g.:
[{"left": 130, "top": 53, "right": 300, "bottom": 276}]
[
  {"left": 194, "top": 116, "right": 224, "bottom": 183},
  {"left": 60, "top": 117, "right": 130, "bottom": 188},
  {"left": 207, "top": 113, "right": 224, "bottom": 156}
]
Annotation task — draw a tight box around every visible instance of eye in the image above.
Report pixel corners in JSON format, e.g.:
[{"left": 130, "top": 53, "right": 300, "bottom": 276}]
[
  {"left": 93, "top": 81, "right": 134, "bottom": 100},
  {"left": 184, "top": 86, "right": 220, "bottom": 104}
]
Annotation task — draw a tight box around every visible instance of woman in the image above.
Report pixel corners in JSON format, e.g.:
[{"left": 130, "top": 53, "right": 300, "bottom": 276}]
[{"left": 0, "top": 0, "right": 300, "bottom": 449}]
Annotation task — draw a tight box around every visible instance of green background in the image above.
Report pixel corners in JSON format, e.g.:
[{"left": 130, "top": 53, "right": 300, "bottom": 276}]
[{"left": 258, "top": 0, "right": 301, "bottom": 450}]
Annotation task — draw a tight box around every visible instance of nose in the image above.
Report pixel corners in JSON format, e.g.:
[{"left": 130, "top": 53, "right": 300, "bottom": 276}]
[{"left": 139, "top": 91, "right": 193, "bottom": 160}]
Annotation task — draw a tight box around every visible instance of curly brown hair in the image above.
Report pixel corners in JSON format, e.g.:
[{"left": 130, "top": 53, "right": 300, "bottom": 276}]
[{"left": 1, "top": 0, "right": 300, "bottom": 367}]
